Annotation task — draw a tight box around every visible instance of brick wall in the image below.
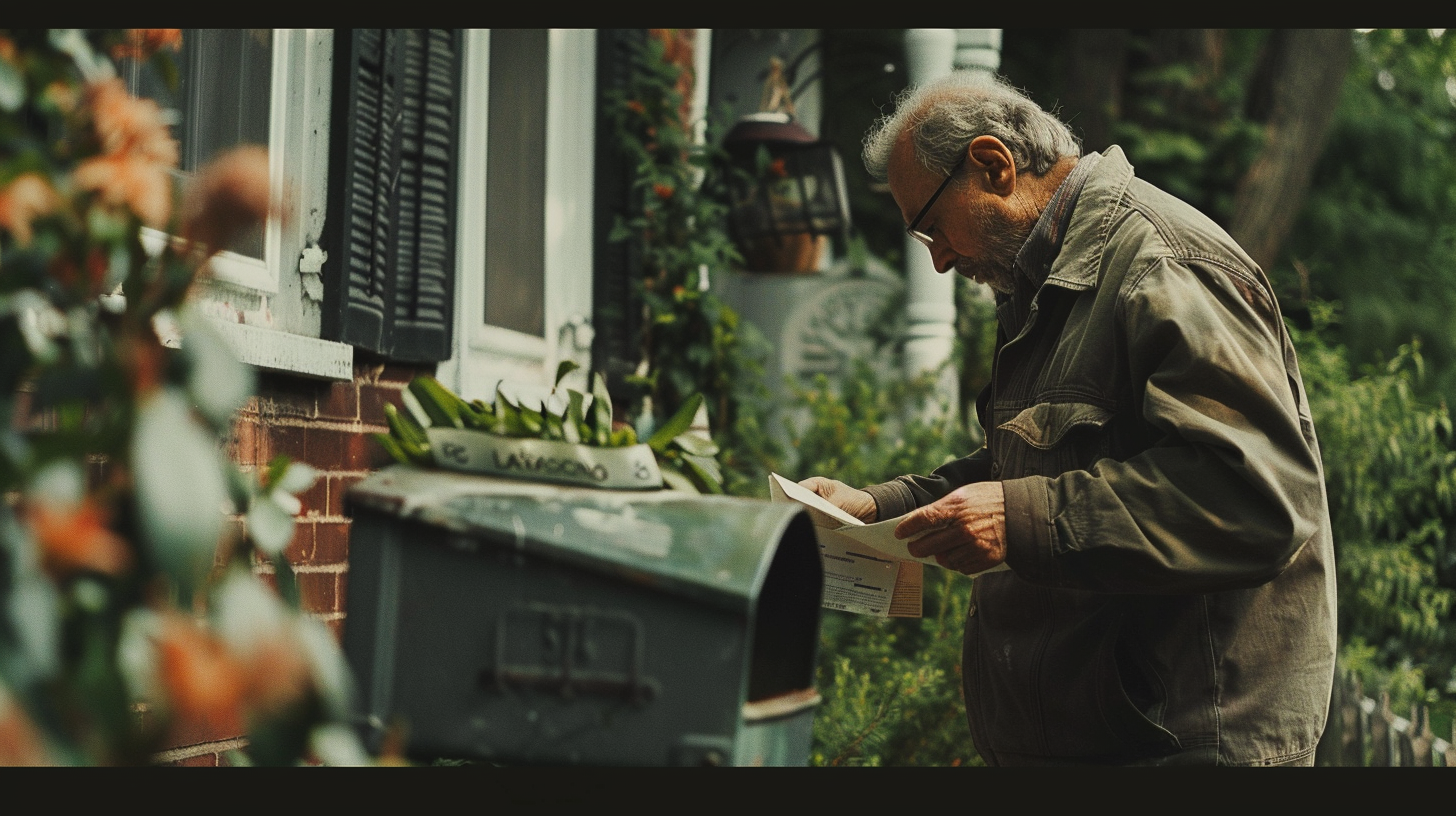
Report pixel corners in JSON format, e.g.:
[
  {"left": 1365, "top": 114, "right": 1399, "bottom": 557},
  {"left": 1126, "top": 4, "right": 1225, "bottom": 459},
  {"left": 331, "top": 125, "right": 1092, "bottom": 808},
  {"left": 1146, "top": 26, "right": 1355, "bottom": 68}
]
[{"left": 160, "top": 356, "right": 433, "bottom": 765}]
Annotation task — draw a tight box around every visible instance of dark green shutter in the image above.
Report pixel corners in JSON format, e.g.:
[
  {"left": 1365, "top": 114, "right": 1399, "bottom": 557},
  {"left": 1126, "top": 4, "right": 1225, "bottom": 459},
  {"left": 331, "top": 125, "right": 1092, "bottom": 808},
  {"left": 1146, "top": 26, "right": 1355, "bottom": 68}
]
[
  {"left": 592, "top": 29, "right": 647, "bottom": 397},
  {"left": 324, "top": 29, "right": 460, "bottom": 362}
]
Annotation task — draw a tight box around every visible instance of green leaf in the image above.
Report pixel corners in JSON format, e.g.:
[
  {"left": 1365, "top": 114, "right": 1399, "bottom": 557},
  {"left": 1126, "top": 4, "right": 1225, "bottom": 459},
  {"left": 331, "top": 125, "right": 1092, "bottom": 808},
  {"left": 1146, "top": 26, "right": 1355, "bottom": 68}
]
[
  {"left": 400, "top": 388, "right": 434, "bottom": 430},
  {"left": 591, "top": 373, "right": 613, "bottom": 447},
  {"left": 262, "top": 455, "right": 292, "bottom": 492},
  {"left": 408, "top": 376, "right": 466, "bottom": 429},
  {"left": 648, "top": 392, "right": 703, "bottom": 452},
  {"left": 609, "top": 426, "right": 638, "bottom": 447},
  {"left": 277, "top": 461, "right": 321, "bottom": 495},
  {"left": 384, "top": 403, "right": 430, "bottom": 452},
  {"left": 564, "top": 391, "right": 585, "bottom": 444},
  {"left": 542, "top": 410, "right": 565, "bottom": 441},
  {"left": 246, "top": 494, "right": 296, "bottom": 556},
  {"left": 518, "top": 400, "right": 544, "bottom": 435},
  {"left": 660, "top": 467, "right": 699, "bottom": 493},
  {"left": 373, "top": 432, "right": 411, "bottom": 465},
  {"left": 681, "top": 453, "right": 724, "bottom": 494},
  {"left": 0, "top": 58, "right": 25, "bottom": 113},
  {"left": 131, "top": 388, "right": 229, "bottom": 595},
  {"left": 554, "top": 360, "right": 581, "bottom": 390},
  {"left": 671, "top": 431, "right": 719, "bottom": 457}
]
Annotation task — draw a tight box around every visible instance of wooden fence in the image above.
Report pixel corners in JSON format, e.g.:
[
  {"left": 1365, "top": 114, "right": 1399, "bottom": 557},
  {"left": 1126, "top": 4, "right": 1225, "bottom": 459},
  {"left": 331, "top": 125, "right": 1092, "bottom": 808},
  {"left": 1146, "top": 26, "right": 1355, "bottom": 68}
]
[{"left": 1316, "top": 671, "right": 1456, "bottom": 766}]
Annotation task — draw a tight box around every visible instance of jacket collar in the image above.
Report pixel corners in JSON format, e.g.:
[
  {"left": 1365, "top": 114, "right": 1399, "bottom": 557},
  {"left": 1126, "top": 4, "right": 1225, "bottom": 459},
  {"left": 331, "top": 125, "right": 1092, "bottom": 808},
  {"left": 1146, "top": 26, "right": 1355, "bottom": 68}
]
[{"left": 1043, "top": 145, "right": 1135, "bottom": 292}]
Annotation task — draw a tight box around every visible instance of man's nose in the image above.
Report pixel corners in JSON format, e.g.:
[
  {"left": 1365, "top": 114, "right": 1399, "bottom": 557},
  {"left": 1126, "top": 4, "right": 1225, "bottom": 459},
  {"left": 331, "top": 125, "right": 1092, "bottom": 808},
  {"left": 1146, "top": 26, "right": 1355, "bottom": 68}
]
[{"left": 931, "top": 243, "right": 957, "bottom": 274}]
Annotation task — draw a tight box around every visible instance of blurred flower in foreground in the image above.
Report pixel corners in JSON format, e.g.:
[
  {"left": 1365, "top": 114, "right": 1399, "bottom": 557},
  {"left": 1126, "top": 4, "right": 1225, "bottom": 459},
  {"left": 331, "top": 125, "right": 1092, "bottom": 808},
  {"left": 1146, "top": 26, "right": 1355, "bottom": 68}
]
[
  {"left": 110, "top": 29, "right": 182, "bottom": 63},
  {"left": 0, "top": 173, "right": 60, "bottom": 247},
  {"left": 72, "top": 77, "right": 179, "bottom": 228},
  {"left": 24, "top": 497, "right": 132, "bottom": 579},
  {"left": 154, "top": 612, "right": 250, "bottom": 737},
  {"left": 0, "top": 685, "right": 55, "bottom": 766},
  {"left": 179, "top": 144, "right": 272, "bottom": 256}
]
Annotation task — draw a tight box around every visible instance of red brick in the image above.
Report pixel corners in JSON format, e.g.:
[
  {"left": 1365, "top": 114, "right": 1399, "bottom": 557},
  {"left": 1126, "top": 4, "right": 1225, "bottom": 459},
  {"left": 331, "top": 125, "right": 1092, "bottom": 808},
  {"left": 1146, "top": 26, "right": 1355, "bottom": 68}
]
[
  {"left": 322, "top": 616, "right": 345, "bottom": 643},
  {"left": 295, "top": 426, "right": 391, "bottom": 471},
  {"left": 311, "top": 520, "right": 352, "bottom": 565},
  {"left": 316, "top": 380, "right": 360, "bottom": 423},
  {"left": 264, "top": 423, "right": 307, "bottom": 467},
  {"left": 296, "top": 473, "right": 328, "bottom": 518},
  {"left": 358, "top": 382, "right": 404, "bottom": 429},
  {"left": 256, "top": 373, "right": 320, "bottom": 420},
  {"left": 228, "top": 415, "right": 260, "bottom": 467},
  {"left": 297, "top": 570, "right": 341, "bottom": 615},
  {"left": 327, "top": 474, "right": 365, "bottom": 518},
  {"left": 283, "top": 519, "right": 317, "bottom": 565},
  {"left": 236, "top": 395, "right": 261, "bottom": 418},
  {"left": 376, "top": 362, "right": 431, "bottom": 385}
]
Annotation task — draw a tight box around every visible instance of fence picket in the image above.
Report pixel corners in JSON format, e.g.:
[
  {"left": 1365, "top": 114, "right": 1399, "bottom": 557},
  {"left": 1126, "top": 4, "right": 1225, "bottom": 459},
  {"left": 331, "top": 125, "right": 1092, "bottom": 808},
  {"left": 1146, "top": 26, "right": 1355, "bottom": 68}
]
[{"left": 1317, "top": 670, "right": 1452, "bottom": 766}]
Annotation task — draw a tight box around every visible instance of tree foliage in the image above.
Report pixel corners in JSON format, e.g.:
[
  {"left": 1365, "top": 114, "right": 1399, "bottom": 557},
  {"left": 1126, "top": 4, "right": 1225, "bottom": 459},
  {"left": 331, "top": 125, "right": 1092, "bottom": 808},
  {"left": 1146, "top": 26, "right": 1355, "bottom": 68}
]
[{"left": 0, "top": 29, "right": 365, "bottom": 765}]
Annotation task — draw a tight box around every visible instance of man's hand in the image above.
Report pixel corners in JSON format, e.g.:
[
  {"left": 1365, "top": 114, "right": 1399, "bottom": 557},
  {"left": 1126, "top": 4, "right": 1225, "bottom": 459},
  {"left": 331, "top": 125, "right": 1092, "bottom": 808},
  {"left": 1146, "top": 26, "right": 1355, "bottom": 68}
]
[
  {"left": 798, "top": 477, "right": 878, "bottom": 523},
  {"left": 895, "top": 482, "right": 1007, "bottom": 575}
]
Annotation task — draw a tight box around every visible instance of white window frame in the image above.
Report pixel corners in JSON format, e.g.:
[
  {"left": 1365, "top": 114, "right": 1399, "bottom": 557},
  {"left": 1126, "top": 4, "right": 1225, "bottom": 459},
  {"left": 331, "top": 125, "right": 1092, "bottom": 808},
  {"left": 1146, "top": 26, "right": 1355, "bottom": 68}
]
[
  {"left": 153, "top": 29, "right": 351, "bottom": 380},
  {"left": 139, "top": 30, "right": 289, "bottom": 294},
  {"left": 439, "top": 29, "right": 597, "bottom": 405}
]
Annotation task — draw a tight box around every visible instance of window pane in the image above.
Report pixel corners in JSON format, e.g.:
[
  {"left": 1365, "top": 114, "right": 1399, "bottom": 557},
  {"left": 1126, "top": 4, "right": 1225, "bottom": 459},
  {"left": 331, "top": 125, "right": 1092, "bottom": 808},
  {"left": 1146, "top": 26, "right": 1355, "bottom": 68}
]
[
  {"left": 483, "top": 29, "right": 547, "bottom": 338},
  {"left": 123, "top": 29, "right": 272, "bottom": 260}
]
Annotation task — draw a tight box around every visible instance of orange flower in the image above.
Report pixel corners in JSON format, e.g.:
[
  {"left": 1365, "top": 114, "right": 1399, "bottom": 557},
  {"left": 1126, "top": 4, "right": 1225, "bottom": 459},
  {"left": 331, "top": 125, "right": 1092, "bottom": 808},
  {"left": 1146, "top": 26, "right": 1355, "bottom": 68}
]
[
  {"left": 155, "top": 615, "right": 248, "bottom": 737},
  {"left": 243, "top": 637, "right": 313, "bottom": 717},
  {"left": 0, "top": 695, "right": 54, "bottom": 767},
  {"left": 24, "top": 497, "right": 133, "bottom": 579},
  {"left": 626, "top": 99, "right": 645, "bottom": 115},
  {"left": 179, "top": 145, "right": 273, "bottom": 254},
  {"left": 86, "top": 78, "right": 178, "bottom": 166},
  {"left": 73, "top": 153, "right": 173, "bottom": 229},
  {"left": 111, "top": 29, "right": 183, "bottom": 62},
  {"left": 0, "top": 173, "right": 60, "bottom": 247},
  {"left": 768, "top": 157, "right": 788, "bottom": 179},
  {"left": 73, "top": 78, "right": 179, "bottom": 228},
  {"left": 0, "top": 34, "right": 16, "bottom": 64},
  {"left": 652, "top": 183, "right": 674, "bottom": 201}
]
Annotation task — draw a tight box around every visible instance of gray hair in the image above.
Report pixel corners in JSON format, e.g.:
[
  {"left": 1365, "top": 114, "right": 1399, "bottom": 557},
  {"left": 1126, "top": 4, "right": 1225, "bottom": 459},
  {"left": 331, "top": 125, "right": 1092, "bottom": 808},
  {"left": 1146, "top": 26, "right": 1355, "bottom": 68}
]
[{"left": 863, "top": 71, "right": 1081, "bottom": 182}]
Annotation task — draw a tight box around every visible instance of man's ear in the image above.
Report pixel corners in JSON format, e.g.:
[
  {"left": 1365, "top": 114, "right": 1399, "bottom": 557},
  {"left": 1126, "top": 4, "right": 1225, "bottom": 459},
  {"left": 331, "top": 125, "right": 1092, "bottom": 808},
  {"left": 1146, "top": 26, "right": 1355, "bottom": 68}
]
[{"left": 968, "top": 135, "right": 1016, "bottom": 197}]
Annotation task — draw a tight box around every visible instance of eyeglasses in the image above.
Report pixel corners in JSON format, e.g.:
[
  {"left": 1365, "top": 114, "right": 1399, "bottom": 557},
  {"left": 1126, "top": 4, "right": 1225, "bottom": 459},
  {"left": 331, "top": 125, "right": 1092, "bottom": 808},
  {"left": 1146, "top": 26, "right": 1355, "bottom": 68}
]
[{"left": 906, "top": 153, "right": 967, "bottom": 248}]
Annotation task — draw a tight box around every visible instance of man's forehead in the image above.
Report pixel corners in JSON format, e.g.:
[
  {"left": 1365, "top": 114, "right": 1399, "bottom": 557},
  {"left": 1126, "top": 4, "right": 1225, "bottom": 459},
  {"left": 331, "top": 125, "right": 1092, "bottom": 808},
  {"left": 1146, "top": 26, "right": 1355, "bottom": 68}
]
[{"left": 887, "top": 132, "right": 938, "bottom": 219}]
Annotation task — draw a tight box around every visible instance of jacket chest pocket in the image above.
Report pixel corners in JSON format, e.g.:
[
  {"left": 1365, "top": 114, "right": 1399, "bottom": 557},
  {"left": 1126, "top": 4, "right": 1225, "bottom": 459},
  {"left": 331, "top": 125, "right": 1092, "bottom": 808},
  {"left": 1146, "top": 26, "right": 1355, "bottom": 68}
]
[{"left": 993, "top": 401, "right": 1115, "bottom": 478}]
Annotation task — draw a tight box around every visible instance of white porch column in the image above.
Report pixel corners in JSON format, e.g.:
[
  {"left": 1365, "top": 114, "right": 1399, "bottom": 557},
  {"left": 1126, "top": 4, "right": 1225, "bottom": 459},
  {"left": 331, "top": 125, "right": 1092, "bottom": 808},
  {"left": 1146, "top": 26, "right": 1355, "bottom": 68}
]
[
  {"left": 901, "top": 29, "right": 959, "bottom": 406},
  {"left": 955, "top": 29, "right": 1002, "bottom": 75}
]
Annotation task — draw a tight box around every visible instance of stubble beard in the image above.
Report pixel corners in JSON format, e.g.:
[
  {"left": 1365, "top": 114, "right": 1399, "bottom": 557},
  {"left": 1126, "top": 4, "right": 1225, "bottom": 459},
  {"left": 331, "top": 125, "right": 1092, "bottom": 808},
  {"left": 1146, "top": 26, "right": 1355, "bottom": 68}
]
[{"left": 954, "top": 198, "right": 1033, "bottom": 295}]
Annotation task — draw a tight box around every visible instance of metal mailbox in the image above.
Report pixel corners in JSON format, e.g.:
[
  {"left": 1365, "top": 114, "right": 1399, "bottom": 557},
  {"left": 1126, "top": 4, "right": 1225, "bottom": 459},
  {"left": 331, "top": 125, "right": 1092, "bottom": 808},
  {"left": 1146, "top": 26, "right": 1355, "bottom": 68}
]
[{"left": 342, "top": 466, "right": 824, "bottom": 766}]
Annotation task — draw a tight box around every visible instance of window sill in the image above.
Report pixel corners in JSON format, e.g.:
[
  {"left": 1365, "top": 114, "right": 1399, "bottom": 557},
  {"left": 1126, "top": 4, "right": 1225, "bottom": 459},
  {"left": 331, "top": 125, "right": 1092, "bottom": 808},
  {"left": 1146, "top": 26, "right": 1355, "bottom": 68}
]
[{"left": 156, "top": 313, "right": 354, "bottom": 381}]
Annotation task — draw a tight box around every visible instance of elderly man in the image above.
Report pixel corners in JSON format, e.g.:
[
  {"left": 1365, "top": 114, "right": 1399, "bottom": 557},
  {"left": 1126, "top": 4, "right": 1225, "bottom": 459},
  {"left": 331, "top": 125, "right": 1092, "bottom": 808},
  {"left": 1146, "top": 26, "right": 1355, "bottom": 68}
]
[{"left": 802, "top": 71, "right": 1336, "bottom": 766}]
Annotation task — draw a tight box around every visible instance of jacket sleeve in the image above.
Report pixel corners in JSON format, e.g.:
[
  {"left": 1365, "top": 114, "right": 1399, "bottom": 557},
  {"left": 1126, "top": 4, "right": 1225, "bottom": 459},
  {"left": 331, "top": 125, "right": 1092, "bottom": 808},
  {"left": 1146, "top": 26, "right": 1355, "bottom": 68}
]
[
  {"left": 863, "top": 446, "right": 996, "bottom": 520},
  {"left": 1002, "top": 256, "right": 1328, "bottom": 595}
]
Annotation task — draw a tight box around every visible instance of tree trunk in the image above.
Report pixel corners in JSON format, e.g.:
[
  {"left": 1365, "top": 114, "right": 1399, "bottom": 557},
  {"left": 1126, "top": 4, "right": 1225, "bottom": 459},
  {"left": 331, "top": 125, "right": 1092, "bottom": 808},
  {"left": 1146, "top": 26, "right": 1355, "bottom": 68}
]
[
  {"left": 1062, "top": 29, "right": 1129, "bottom": 154},
  {"left": 1229, "top": 29, "right": 1353, "bottom": 273}
]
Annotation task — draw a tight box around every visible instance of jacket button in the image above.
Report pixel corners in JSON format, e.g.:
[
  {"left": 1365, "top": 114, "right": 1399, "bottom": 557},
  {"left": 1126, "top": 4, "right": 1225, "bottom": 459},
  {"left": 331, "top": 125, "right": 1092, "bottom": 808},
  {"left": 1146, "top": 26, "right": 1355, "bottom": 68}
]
[
  {"left": 990, "top": 462, "right": 1001, "bottom": 477},
  {"left": 967, "top": 603, "right": 977, "bottom": 617}
]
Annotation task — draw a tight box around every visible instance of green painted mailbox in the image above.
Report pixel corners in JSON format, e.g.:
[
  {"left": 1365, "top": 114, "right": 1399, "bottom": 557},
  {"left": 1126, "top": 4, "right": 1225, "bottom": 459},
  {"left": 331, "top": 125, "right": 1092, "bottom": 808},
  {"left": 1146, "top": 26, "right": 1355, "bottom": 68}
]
[{"left": 342, "top": 466, "right": 824, "bottom": 766}]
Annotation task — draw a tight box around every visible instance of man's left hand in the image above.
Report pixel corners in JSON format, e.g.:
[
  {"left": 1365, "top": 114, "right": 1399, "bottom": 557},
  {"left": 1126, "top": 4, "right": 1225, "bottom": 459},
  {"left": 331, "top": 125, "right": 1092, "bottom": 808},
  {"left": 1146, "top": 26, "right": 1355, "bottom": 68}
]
[{"left": 895, "top": 482, "right": 1008, "bottom": 575}]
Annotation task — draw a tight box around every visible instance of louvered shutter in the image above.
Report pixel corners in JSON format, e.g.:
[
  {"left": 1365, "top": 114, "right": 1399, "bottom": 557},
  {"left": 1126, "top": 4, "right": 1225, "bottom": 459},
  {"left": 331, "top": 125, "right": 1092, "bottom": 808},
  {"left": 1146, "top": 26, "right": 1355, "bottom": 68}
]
[
  {"left": 592, "top": 29, "right": 647, "bottom": 397},
  {"left": 323, "top": 29, "right": 460, "bottom": 362}
]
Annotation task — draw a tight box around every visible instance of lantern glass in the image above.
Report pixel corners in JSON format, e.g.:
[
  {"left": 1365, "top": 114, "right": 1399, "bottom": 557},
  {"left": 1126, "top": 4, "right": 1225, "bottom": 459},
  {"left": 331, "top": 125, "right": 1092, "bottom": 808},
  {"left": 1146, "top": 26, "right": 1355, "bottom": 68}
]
[{"left": 724, "top": 139, "right": 850, "bottom": 246}]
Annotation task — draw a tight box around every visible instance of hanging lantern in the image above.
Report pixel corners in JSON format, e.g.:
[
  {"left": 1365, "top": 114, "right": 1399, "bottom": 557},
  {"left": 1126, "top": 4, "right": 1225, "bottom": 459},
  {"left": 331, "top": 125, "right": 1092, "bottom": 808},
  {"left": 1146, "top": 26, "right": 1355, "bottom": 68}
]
[{"left": 721, "top": 111, "right": 852, "bottom": 273}]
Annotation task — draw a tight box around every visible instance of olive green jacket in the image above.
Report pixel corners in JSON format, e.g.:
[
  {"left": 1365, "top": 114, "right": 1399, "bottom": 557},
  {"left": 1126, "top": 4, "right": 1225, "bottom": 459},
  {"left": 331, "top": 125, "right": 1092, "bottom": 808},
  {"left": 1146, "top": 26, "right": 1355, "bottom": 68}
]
[{"left": 865, "top": 147, "right": 1337, "bottom": 766}]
